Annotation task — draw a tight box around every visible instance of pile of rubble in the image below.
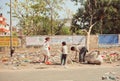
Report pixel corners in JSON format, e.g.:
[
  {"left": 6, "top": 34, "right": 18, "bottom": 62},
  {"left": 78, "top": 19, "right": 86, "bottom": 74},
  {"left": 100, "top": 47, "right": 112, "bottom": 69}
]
[
  {"left": 0, "top": 51, "right": 43, "bottom": 69},
  {"left": 100, "top": 51, "right": 120, "bottom": 63},
  {"left": 85, "top": 50, "right": 120, "bottom": 64},
  {"left": 0, "top": 48, "right": 120, "bottom": 70},
  {"left": 102, "top": 72, "right": 120, "bottom": 81}
]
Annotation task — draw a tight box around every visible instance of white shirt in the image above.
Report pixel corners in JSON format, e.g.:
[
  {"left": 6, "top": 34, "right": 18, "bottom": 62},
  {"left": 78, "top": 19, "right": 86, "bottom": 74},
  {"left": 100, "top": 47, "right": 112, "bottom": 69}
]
[
  {"left": 77, "top": 44, "right": 85, "bottom": 50},
  {"left": 62, "top": 45, "right": 68, "bottom": 54},
  {"left": 43, "top": 41, "right": 50, "bottom": 50}
]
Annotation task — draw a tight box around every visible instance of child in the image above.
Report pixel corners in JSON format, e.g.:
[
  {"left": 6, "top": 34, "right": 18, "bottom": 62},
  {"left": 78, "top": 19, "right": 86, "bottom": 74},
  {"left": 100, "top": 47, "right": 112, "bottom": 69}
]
[
  {"left": 61, "top": 41, "right": 68, "bottom": 66},
  {"left": 71, "top": 45, "right": 88, "bottom": 63},
  {"left": 42, "top": 37, "right": 51, "bottom": 63}
]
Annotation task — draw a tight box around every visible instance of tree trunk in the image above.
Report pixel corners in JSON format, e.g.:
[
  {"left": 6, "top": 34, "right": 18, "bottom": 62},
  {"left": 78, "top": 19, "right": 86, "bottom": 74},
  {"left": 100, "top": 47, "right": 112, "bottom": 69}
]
[
  {"left": 86, "top": 15, "right": 96, "bottom": 51},
  {"left": 87, "top": 25, "right": 93, "bottom": 51},
  {"left": 86, "top": 15, "right": 93, "bottom": 51}
]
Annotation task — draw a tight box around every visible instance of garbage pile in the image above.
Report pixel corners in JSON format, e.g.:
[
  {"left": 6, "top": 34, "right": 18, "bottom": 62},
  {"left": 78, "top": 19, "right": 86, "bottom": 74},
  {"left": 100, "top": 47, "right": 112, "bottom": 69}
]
[
  {"left": 0, "top": 51, "right": 44, "bottom": 68},
  {"left": 102, "top": 72, "right": 120, "bottom": 81},
  {"left": 0, "top": 48, "right": 62, "bottom": 69},
  {"left": 101, "top": 51, "right": 120, "bottom": 63},
  {"left": 0, "top": 48, "right": 120, "bottom": 70},
  {"left": 85, "top": 50, "right": 120, "bottom": 65}
]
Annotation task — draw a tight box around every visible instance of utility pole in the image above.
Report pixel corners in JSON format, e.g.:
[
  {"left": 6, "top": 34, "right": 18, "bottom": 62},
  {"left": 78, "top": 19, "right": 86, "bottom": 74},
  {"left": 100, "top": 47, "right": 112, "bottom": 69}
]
[
  {"left": 10, "top": 0, "right": 13, "bottom": 57},
  {"left": 50, "top": 7, "right": 53, "bottom": 35}
]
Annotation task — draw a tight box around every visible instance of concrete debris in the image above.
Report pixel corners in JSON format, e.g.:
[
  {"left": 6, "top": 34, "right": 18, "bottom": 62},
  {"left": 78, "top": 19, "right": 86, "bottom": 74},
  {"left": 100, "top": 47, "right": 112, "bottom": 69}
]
[
  {"left": 102, "top": 72, "right": 120, "bottom": 81},
  {"left": 0, "top": 50, "right": 120, "bottom": 70}
]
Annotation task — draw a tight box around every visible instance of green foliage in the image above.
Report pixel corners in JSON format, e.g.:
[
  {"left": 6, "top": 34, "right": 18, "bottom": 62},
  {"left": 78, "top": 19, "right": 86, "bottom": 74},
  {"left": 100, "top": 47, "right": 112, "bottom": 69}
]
[
  {"left": 61, "top": 27, "right": 71, "bottom": 35},
  {"left": 7, "top": 0, "right": 66, "bottom": 36},
  {"left": 12, "top": 31, "right": 18, "bottom": 37},
  {"left": 71, "top": 0, "right": 120, "bottom": 34}
]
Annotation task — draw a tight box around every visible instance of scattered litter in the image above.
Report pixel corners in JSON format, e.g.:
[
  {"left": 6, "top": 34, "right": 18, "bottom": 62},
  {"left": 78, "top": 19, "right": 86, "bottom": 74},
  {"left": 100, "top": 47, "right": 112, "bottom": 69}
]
[
  {"left": 102, "top": 72, "right": 120, "bottom": 81},
  {"left": 0, "top": 50, "right": 120, "bottom": 70}
]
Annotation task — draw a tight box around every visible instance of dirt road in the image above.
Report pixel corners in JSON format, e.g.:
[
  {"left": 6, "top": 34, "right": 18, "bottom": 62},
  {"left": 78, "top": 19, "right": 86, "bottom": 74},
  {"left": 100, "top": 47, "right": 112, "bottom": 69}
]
[{"left": 0, "top": 63, "right": 120, "bottom": 81}]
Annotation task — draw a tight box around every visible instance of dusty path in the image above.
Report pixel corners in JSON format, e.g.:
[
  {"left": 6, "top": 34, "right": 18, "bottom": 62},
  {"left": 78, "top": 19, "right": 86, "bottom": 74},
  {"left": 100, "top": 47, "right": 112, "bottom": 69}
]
[{"left": 0, "top": 63, "right": 120, "bottom": 81}]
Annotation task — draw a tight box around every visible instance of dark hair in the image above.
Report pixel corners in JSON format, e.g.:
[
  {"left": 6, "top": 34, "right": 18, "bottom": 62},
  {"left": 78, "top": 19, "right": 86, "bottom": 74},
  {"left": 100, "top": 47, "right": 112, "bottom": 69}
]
[
  {"left": 62, "top": 41, "right": 66, "bottom": 45},
  {"left": 45, "top": 37, "right": 50, "bottom": 41},
  {"left": 71, "top": 46, "right": 76, "bottom": 51},
  {"left": 0, "top": 13, "right": 2, "bottom": 16}
]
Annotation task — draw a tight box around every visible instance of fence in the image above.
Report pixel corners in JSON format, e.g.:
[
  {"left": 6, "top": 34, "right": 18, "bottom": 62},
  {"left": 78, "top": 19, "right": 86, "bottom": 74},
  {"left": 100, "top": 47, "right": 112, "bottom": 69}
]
[
  {"left": 98, "top": 34, "right": 119, "bottom": 47},
  {"left": 0, "top": 34, "right": 120, "bottom": 52},
  {"left": 25, "top": 34, "right": 120, "bottom": 49},
  {"left": 25, "top": 35, "right": 86, "bottom": 46}
]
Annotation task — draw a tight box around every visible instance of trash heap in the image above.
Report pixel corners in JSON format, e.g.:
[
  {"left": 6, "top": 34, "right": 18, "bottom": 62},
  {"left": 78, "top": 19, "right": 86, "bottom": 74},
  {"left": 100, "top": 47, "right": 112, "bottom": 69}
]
[
  {"left": 102, "top": 72, "right": 120, "bottom": 81},
  {"left": 0, "top": 47, "right": 120, "bottom": 70},
  {"left": 85, "top": 50, "right": 120, "bottom": 65},
  {"left": 0, "top": 48, "right": 62, "bottom": 69},
  {"left": 101, "top": 51, "right": 120, "bottom": 63},
  {"left": 0, "top": 51, "right": 44, "bottom": 69}
]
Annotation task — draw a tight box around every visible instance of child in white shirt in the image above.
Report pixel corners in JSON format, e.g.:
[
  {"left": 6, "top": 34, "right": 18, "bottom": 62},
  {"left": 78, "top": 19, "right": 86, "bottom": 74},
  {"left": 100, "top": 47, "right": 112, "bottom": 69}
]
[{"left": 61, "top": 41, "right": 68, "bottom": 65}]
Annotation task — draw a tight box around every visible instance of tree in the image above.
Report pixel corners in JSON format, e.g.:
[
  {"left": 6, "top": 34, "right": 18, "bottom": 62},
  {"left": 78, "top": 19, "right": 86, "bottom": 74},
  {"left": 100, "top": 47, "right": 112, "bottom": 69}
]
[
  {"left": 71, "top": 0, "right": 120, "bottom": 34},
  {"left": 6, "top": 0, "right": 47, "bottom": 35},
  {"left": 45, "top": 0, "right": 64, "bottom": 35},
  {"left": 7, "top": 0, "right": 65, "bottom": 35},
  {"left": 71, "top": 0, "right": 98, "bottom": 50},
  {"left": 71, "top": 0, "right": 120, "bottom": 50}
]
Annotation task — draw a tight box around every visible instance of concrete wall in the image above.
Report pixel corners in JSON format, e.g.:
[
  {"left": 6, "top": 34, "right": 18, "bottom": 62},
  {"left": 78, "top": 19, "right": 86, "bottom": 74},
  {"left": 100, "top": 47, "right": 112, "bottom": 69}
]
[{"left": 89, "top": 35, "right": 98, "bottom": 49}]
